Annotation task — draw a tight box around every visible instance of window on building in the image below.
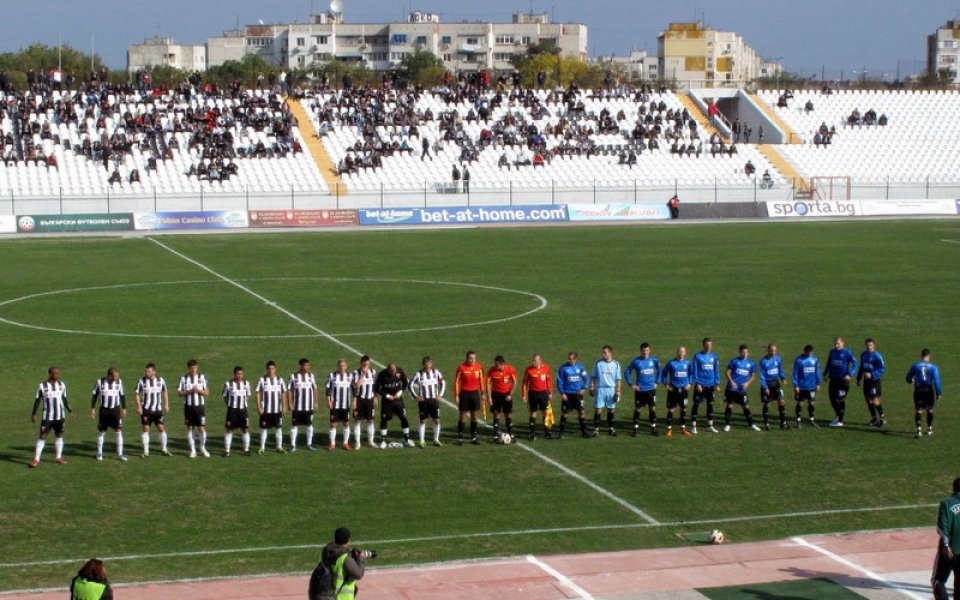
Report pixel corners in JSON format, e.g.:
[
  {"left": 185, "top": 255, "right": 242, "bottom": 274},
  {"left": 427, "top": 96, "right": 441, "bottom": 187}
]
[
  {"left": 465, "top": 37, "right": 479, "bottom": 45},
  {"left": 297, "top": 37, "right": 305, "bottom": 46},
  {"left": 392, "top": 34, "right": 408, "bottom": 44},
  {"left": 495, "top": 35, "right": 514, "bottom": 44},
  {"left": 494, "top": 53, "right": 512, "bottom": 61},
  {"left": 297, "top": 56, "right": 305, "bottom": 66},
  {"left": 372, "top": 52, "right": 387, "bottom": 61},
  {"left": 443, "top": 53, "right": 452, "bottom": 61},
  {"left": 415, "top": 35, "right": 427, "bottom": 44},
  {"left": 315, "top": 35, "right": 328, "bottom": 45},
  {"left": 520, "top": 36, "right": 531, "bottom": 45},
  {"left": 390, "top": 51, "right": 410, "bottom": 60},
  {"left": 441, "top": 36, "right": 452, "bottom": 44}
]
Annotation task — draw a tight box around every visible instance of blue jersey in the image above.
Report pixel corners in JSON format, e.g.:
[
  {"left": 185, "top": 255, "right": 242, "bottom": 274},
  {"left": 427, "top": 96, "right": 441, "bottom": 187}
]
[
  {"left": 624, "top": 356, "right": 661, "bottom": 392},
  {"left": 556, "top": 362, "right": 590, "bottom": 395},
  {"left": 824, "top": 348, "right": 858, "bottom": 380},
  {"left": 906, "top": 360, "right": 942, "bottom": 396},
  {"left": 758, "top": 355, "right": 786, "bottom": 390},
  {"left": 792, "top": 354, "right": 822, "bottom": 390},
  {"left": 692, "top": 352, "right": 721, "bottom": 387},
  {"left": 725, "top": 357, "right": 756, "bottom": 391},
  {"left": 660, "top": 359, "right": 692, "bottom": 389},
  {"left": 592, "top": 359, "right": 622, "bottom": 389},
  {"left": 857, "top": 350, "right": 886, "bottom": 383}
]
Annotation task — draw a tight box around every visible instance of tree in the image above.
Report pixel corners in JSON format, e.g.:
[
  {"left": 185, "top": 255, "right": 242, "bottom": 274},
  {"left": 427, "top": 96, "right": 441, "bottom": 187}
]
[
  {"left": 510, "top": 38, "right": 559, "bottom": 72},
  {"left": 399, "top": 50, "right": 444, "bottom": 85}
]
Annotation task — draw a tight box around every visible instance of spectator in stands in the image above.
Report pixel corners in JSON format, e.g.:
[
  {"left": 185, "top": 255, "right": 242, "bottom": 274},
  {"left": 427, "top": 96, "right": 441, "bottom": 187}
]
[
  {"left": 878, "top": 113, "right": 888, "bottom": 126},
  {"left": 863, "top": 109, "right": 877, "bottom": 126},
  {"left": 532, "top": 151, "right": 545, "bottom": 168},
  {"left": 108, "top": 169, "right": 122, "bottom": 186},
  {"left": 744, "top": 160, "right": 756, "bottom": 176},
  {"left": 498, "top": 152, "right": 510, "bottom": 170},
  {"left": 804, "top": 99, "right": 815, "bottom": 113},
  {"left": 129, "top": 169, "right": 140, "bottom": 184},
  {"left": 728, "top": 143, "right": 738, "bottom": 156},
  {"left": 451, "top": 164, "right": 461, "bottom": 192},
  {"left": 848, "top": 108, "right": 861, "bottom": 126},
  {"left": 761, "top": 170, "right": 774, "bottom": 189},
  {"left": 537, "top": 71, "right": 546, "bottom": 89},
  {"left": 743, "top": 124, "right": 752, "bottom": 144},
  {"left": 758, "top": 125, "right": 765, "bottom": 144},
  {"left": 813, "top": 132, "right": 825, "bottom": 148},
  {"left": 668, "top": 195, "right": 680, "bottom": 219},
  {"left": 462, "top": 165, "right": 470, "bottom": 193},
  {"left": 46, "top": 154, "right": 58, "bottom": 170},
  {"left": 421, "top": 137, "right": 431, "bottom": 161},
  {"left": 732, "top": 118, "right": 741, "bottom": 143}
]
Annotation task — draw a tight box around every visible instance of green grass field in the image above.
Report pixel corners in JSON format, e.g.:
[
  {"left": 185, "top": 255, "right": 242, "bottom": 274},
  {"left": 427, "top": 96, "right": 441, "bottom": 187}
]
[{"left": 0, "top": 220, "right": 958, "bottom": 591}]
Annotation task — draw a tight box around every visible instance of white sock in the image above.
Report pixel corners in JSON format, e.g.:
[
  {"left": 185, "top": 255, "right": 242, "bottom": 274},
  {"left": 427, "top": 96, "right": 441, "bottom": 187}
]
[
  {"left": 160, "top": 431, "right": 168, "bottom": 452},
  {"left": 329, "top": 428, "right": 337, "bottom": 446},
  {"left": 199, "top": 430, "right": 207, "bottom": 450},
  {"left": 34, "top": 439, "right": 45, "bottom": 460},
  {"left": 306, "top": 425, "right": 314, "bottom": 447},
  {"left": 353, "top": 424, "right": 361, "bottom": 446},
  {"left": 116, "top": 432, "right": 124, "bottom": 456},
  {"left": 241, "top": 432, "right": 250, "bottom": 451},
  {"left": 54, "top": 438, "right": 63, "bottom": 459},
  {"left": 367, "top": 423, "right": 375, "bottom": 443},
  {"left": 418, "top": 423, "right": 426, "bottom": 443},
  {"left": 97, "top": 433, "right": 105, "bottom": 455},
  {"left": 141, "top": 432, "right": 150, "bottom": 454},
  {"left": 187, "top": 430, "right": 195, "bottom": 451},
  {"left": 290, "top": 426, "right": 299, "bottom": 448},
  {"left": 275, "top": 428, "right": 282, "bottom": 449},
  {"left": 433, "top": 423, "right": 441, "bottom": 442},
  {"left": 224, "top": 432, "right": 233, "bottom": 453},
  {"left": 260, "top": 430, "right": 267, "bottom": 450}
]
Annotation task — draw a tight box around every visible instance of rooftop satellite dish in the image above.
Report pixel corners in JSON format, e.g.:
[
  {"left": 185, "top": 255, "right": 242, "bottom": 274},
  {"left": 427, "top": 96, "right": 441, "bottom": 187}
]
[
  {"left": 258, "top": 19, "right": 265, "bottom": 25},
  {"left": 329, "top": 0, "right": 343, "bottom": 13}
]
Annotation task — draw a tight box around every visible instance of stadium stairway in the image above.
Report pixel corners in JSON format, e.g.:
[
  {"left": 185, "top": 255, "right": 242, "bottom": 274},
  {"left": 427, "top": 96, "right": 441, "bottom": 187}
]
[
  {"left": 288, "top": 98, "right": 347, "bottom": 195},
  {"left": 749, "top": 93, "right": 803, "bottom": 145},
  {"left": 756, "top": 143, "right": 811, "bottom": 195},
  {"left": 677, "top": 93, "right": 728, "bottom": 141}
]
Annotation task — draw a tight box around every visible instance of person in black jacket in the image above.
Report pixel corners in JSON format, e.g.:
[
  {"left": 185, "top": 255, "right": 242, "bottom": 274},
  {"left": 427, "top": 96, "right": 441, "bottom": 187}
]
[
  {"left": 70, "top": 558, "right": 113, "bottom": 600},
  {"left": 311, "top": 528, "right": 366, "bottom": 600},
  {"left": 376, "top": 364, "right": 412, "bottom": 448}
]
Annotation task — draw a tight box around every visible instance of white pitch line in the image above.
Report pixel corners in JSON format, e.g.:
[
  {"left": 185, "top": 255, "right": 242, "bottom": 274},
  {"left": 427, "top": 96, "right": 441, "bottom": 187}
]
[
  {"left": 526, "top": 554, "right": 596, "bottom": 600},
  {"left": 147, "top": 236, "right": 657, "bottom": 524},
  {"left": 941, "top": 239, "right": 960, "bottom": 245},
  {"left": 791, "top": 536, "right": 927, "bottom": 600},
  {"left": 0, "top": 503, "right": 936, "bottom": 570}
]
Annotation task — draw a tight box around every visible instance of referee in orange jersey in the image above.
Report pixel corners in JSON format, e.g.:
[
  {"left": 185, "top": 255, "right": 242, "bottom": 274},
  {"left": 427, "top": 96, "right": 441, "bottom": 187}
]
[
  {"left": 486, "top": 355, "right": 518, "bottom": 439},
  {"left": 454, "top": 350, "right": 486, "bottom": 445},
  {"left": 522, "top": 354, "right": 554, "bottom": 441}
]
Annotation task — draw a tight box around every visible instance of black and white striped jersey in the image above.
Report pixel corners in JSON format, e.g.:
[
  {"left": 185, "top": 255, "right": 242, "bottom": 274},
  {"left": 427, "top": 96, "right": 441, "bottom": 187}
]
[
  {"left": 256, "top": 376, "right": 287, "bottom": 414},
  {"left": 288, "top": 372, "right": 317, "bottom": 411},
  {"left": 91, "top": 378, "right": 125, "bottom": 409},
  {"left": 326, "top": 371, "right": 353, "bottom": 410},
  {"left": 35, "top": 381, "right": 68, "bottom": 421},
  {"left": 222, "top": 380, "right": 252, "bottom": 409},
  {"left": 178, "top": 373, "right": 208, "bottom": 407},
  {"left": 352, "top": 368, "right": 376, "bottom": 399},
  {"left": 410, "top": 368, "right": 446, "bottom": 399},
  {"left": 135, "top": 376, "right": 167, "bottom": 413}
]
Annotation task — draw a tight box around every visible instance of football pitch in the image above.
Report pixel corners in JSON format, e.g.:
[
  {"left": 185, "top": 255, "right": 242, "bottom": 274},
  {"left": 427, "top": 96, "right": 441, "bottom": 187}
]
[{"left": 0, "top": 220, "right": 957, "bottom": 592}]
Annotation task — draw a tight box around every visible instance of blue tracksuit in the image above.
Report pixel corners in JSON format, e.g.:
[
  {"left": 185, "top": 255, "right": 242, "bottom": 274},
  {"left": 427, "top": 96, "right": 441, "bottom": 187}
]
[
  {"left": 692, "top": 352, "right": 721, "bottom": 387},
  {"left": 725, "top": 358, "right": 756, "bottom": 392},
  {"left": 758, "top": 355, "right": 786, "bottom": 390},
  {"left": 625, "top": 356, "right": 661, "bottom": 392},
  {"left": 660, "top": 359, "right": 692, "bottom": 389},
  {"left": 556, "top": 362, "right": 590, "bottom": 395},
  {"left": 824, "top": 348, "right": 858, "bottom": 380},
  {"left": 857, "top": 350, "right": 886, "bottom": 383},
  {"left": 906, "top": 360, "right": 942, "bottom": 396},
  {"left": 792, "top": 354, "right": 822, "bottom": 391}
]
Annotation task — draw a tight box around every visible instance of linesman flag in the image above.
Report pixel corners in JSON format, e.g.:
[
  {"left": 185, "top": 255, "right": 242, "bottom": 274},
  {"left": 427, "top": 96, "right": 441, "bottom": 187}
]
[
  {"left": 482, "top": 395, "right": 488, "bottom": 420},
  {"left": 544, "top": 402, "right": 555, "bottom": 429}
]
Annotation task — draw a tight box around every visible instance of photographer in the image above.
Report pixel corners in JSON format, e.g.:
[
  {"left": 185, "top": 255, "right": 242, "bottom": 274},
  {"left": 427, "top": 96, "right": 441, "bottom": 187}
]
[
  {"left": 311, "top": 527, "right": 368, "bottom": 600},
  {"left": 70, "top": 558, "right": 113, "bottom": 600}
]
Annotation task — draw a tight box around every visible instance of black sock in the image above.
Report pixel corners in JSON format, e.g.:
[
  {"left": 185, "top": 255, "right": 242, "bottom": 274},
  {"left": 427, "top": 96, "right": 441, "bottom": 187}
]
[
  {"left": 795, "top": 404, "right": 802, "bottom": 420},
  {"left": 690, "top": 402, "right": 699, "bottom": 425},
  {"left": 829, "top": 397, "right": 840, "bottom": 416},
  {"left": 875, "top": 403, "right": 884, "bottom": 418},
  {"left": 594, "top": 413, "right": 601, "bottom": 428},
  {"left": 706, "top": 402, "right": 715, "bottom": 423},
  {"left": 529, "top": 418, "right": 536, "bottom": 434},
  {"left": 578, "top": 416, "right": 586, "bottom": 433},
  {"left": 559, "top": 415, "right": 567, "bottom": 434},
  {"left": 867, "top": 403, "right": 877, "bottom": 418},
  {"left": 666, "top": 412, "right": 673, "bottom": 428},
  {"left": 492, "top": 417, "right": 500, "bottom": 435},
  {"left": 606, "top": 413, "right": 615, "bottom": 429},
  {"left": 744, "top": 406, "right": 753, "bottom": 426},
  {"left": 457, "top": 421, "right": 464, "bottom": 438},
  {"left": 915, "top": 412, "right": 922, "bottom": 428},
  {"left": 649, "top": 409, "right": 657, "bottom": 427},
  {"left": 724, "top": 406, "right": 732, "bottom": 426},
  {"left": 928, "top": 412, "right": 934, "bottom": 427},
  {"left": 837, "top": 400, "right": 846, "bottom": 420},
  {"left": 633, "top": 409, "right": 640, "bottom": 427},
  {"left": 777, "top": 403, "right": 786, "bottom": 424},
  {"left": 469, "top": 421, "right": 477, "bottom": 438},
  {"left": 506, "top": 417, "right": 513, "bottom": 434},
  {"left": 808, "top": 403, "right": 815, "bottom": 420},
  {"left": 762, "top": 403, "right": 770, "bottom": 425},
  {"left": 679, "top": 408, "right": 687, "bottom": 427}
]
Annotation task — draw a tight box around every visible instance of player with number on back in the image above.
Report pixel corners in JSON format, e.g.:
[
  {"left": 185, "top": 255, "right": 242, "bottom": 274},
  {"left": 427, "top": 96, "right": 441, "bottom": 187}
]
[
  {"left": 857, "top": 338, "right": 887, "bottom": 428},
  {"left": 723, "top": 344, "right": 760, "bottom": 432},
  {"left": 222, "top": 366, "right": 252, "bottom": 456},
  {"left": 135, "top": 363, "right": 170, "bottom": 457},
  {"left": 624, "top": 343, "right": 661, "bottom": 437},
  {"left": 178, "top": 359, "right": 210, "bottom": 458},
  {"left": 30, "top": 366, "right": 73, "bottom": 468},
  {"left": 256, "top": 361, "right": 287, "bottom": 455},
  {"left": 659, "top": 346, "right": 692, "bottom": 437},
  {"left": 823, "top": 337, "right": 858, "bottom": 427},
  {"left": 691, "top": 338, "right": 721, "bottom": 434},
  {"left": 793, "top": 344, "right": 822, "bottom": 428},
  {"left": 590, "top": 345, "right": 622, "bottom": 437},
  {"left": 556, "top": 351, "right": 591, "bottom": 439},
  {"left": 758, "top": 343, "right": 789, "bottom": 430},
  {"left": 91, "top": 368, "right": 127, "bottom": 462},
  {"left": 905, "top": 348, "right": 942, "bottom": 438}
]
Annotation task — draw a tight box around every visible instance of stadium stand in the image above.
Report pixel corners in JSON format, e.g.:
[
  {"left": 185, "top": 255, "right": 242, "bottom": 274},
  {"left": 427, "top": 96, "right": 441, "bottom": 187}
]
[
  {"left": 0, "top": 86, "right": 328, "bottom": 198},
  {"left": 757, "top": 89, "right": 960, "bottom": 185},
  {"left": 303, "top": 87, "right": 788, "bottom": 194}
]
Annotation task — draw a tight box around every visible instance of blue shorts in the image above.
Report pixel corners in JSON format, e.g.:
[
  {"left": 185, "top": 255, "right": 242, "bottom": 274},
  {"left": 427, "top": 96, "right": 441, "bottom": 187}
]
[{"left": 594, "top": 388, "right": 618, "bottom": 410}]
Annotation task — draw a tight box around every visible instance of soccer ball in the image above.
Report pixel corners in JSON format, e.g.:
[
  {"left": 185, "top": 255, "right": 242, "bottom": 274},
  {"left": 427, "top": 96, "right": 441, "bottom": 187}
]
[
  {"left": 498, "top": 433, "right": 513, "bottom": 445},
  {"left": 709, "top": 529, "right": 725, "bottom": 544}
]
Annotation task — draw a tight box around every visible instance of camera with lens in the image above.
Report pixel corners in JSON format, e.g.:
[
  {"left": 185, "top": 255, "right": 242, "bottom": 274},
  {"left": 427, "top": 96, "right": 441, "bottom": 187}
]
[{"left": 351, "top": 549, "right": 378, "bottom": 560}]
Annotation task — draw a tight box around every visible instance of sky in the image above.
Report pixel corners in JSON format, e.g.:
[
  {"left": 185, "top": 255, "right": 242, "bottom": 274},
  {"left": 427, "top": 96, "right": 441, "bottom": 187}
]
[{"left": 1, "top": 0, "right": 957, "bottom": 79}]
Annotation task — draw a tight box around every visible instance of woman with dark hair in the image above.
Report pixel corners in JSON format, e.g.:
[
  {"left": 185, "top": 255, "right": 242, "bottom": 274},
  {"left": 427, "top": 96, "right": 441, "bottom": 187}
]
[{"left": 70, "top": 558, "right": 113, "bottom": 600}]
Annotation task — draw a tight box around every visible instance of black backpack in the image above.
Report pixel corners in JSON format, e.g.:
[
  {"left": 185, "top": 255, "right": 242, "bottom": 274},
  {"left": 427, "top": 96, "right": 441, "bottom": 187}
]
[{"left": 308, "top": 553, "right": 345, "bottom": 600}]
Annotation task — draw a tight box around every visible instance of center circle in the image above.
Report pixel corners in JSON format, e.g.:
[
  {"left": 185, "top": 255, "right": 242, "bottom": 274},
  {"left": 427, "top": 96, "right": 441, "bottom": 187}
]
[{"left": 0, "top": 277, "right": 547, "bottom": 340}]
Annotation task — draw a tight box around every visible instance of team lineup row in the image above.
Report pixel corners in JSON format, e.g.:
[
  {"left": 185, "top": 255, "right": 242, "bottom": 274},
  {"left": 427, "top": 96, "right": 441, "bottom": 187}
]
[{"left": 28, "top": 337, "right": 943, "bottom": 466}]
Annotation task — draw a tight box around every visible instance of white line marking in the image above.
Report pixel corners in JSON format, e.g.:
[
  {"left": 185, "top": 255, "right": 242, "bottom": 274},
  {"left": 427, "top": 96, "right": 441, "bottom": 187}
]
[
  {"left": 146, "top": 237, "right": 656, "bottom": 523},
  {"left": 792, "top": 536, "right": 927, "bottom": 600},
  {"left": 941, "top": 239, "right": 960, "bottom": 245},
  {"left": 0, "top": 503, "right": 936, "bottom": 570},
  {"left": 527, "top": 554, "right": 596, "bottom": 599}
]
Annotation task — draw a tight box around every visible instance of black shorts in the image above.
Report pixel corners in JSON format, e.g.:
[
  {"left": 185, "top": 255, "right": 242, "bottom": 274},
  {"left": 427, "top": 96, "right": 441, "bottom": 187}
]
[
  {"left": 225, "top": 408, "right": 249, "bottom": 430},
  {"left": 329, "top": 408, "right": 350, "bottom": 423},
  {"left": 292, "top": 410, "right": 314, "bottom": 426},
  {"left": 141, "top": 411, "right": 165, "bottom": 427},
  {"left": 418, "top": 398, "right": 440, "bottom": 420},
  {"left": 39, "top": 419, "right": 65, "bottom": 436},
  {"left": 761, "top": 384, "right": 784, "bottom": 403},
  {"left": 259, "top": 412, "right": 282, "bottom": 429},
  {"left": 725, "top": 389, "right": 749, "bottom": 405},
  {"left": 527, "top": 390, "right": 550, "bottom": 412},
  {"left": 914, "top": 387, "right": 936, "bottom": 410},
  {"left": 694, "top": 385, "right": 716, "bottom": 403},
  {"left": 184, "top": 405, "right": 206, "bottom": 427},
  {"left": 561, "top": 392, "right": 585, "bottom": 413},
  {"left": 458, "top": 390, "right": 482, "bottom": 413},
  {"left": 828, "top": 378, "right": 850, "bottom": 400},
  {"left": 355, "top": 397, "right": 375, "bottom": 421},
  {"left": 862, "top": 379, "right": 882, "bottom": 399},
  {"left": 795, "top": 389, "right": 817, "bottom": 402},
  {"left": 490, "top": 391, "right": 513, "bottom": 414},
  {"left": 381, "top": 399, "right": 406, "bottom": 421},
  {"left": 97, "top": 407, "right": 123, "bottom": 432},
  {"left": 634, "top": 390, "right": 656, "bottom": 408},
  {"left": 667, "top": 388, "right": 688, "bottom": 409}
]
